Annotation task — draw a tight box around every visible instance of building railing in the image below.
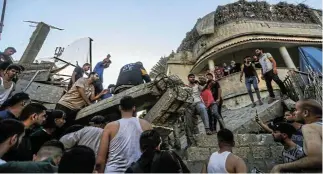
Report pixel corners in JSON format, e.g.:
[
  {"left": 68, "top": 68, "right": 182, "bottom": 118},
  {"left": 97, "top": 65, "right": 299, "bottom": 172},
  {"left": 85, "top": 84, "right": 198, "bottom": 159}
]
[{"left": 283, "top": 68, "right": 322, "bottom": 104}]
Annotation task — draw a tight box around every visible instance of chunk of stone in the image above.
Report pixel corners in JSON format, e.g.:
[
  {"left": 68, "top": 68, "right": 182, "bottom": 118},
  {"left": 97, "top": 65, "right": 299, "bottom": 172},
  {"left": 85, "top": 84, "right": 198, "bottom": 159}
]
[
  {"left": 186, "top": 147, "right": 210, "bottom": 161},
  {"left": 195, "top": 134, "right": 218, "bottom": 148},
  {"left": 14, "top": 79, "right": 65, "bottom": 104},
  {"left": 283, "top": 98, "right": 296, "bottom": 110},
  {"left": 152, "top": 125, "right": 173, "bottom": 140},
  {"left": 144, "top": 87, "right": 193, "bottom": 126},
  {"left": 224, "top": 100, "right": 283, "bottom": 133}
]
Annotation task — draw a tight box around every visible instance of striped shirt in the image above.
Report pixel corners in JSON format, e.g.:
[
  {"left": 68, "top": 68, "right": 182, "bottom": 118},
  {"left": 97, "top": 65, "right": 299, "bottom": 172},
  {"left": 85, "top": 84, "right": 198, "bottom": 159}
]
[{"left": 282, "top": 144, "right": 305, "bottom": 163}]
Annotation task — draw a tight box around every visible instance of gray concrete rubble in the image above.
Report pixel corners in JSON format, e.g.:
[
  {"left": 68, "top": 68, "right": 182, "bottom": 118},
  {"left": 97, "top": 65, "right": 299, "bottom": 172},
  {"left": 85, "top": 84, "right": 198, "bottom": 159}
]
[
  {"left": 184, "top": 134, "right": 283, "bottom": 173},
  {"left": 76, "top": 75, "right": 192, "bottom": 124}
]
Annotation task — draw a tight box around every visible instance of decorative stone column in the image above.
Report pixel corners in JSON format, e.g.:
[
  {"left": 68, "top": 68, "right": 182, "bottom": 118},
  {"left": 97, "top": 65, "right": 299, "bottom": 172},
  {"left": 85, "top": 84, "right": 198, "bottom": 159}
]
[
  {"left": 208, "top": 59, "right": 215, "bottom": 72},
  {"left": 279, "top": 46, "right": 296, "bottom": 69}
]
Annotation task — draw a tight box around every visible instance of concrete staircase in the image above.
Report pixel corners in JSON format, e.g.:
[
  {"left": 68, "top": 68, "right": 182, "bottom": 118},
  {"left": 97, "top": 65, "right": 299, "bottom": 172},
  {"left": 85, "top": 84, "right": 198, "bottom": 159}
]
[{"left": 183, "top": 134, "right": 283, "bottom": 173}]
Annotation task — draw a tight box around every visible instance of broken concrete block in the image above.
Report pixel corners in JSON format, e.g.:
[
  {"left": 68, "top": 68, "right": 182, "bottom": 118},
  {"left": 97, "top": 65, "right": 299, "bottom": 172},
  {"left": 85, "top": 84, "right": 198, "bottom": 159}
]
[
  {"left": 283, "top": 98, "right": 296, "bottom": 110},
  {"left": 14, "top": 79, "right": 65, "bottom": 103},
  {"left": 76, "top": 82, "right": 160, "bottom": 122},
  {"left": 251, "top": 146, "right": 272, "bottom": 159},
  {"left": 195, "top": 134, "right": 217, "bottom": 148},
  {"left": 233, "top": 147, "right": 251, "bottom": 159},
  {"left": 224, "top": 100, "right": 283, "bottom": 133},
  {"left": 152, "top": 125, "right": 173, "bottom": 140},
  {"left": 144, "top": 86, "right": 193, "bottom": 126}
]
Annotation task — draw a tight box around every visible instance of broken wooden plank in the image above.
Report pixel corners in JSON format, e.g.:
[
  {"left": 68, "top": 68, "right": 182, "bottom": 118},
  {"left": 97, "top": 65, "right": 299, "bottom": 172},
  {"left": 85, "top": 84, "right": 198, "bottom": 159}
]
[
  {"left": 14, "top": 79, "right": 65, "bottom": 103},
  {"left": 144, "top": 86, "right": 193, "bottom": 126}
]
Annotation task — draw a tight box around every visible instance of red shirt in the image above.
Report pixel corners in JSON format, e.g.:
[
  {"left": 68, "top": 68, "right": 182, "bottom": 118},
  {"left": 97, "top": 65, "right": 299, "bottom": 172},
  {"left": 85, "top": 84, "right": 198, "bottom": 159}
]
[{"left": 200, "top": 88, "right": 215, "bottom": 108}]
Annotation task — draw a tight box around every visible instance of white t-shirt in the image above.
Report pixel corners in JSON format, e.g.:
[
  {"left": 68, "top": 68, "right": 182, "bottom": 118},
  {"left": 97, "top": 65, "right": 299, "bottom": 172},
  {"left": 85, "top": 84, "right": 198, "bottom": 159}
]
[{"left": 259, "top": 53, "right": 273, "bottom": 74}]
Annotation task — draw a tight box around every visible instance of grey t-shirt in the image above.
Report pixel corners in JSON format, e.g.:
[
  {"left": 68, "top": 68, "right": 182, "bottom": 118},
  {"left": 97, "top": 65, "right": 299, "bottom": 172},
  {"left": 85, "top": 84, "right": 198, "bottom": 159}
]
[
  {"left": 259, "top": 53, "right": 273, "bottom": 74},
  {"left": 191, "top": 84, "right": 203, "bottom": 103},
  {"left": 282, "top": 144, "right": 305, "bottom": 163}
]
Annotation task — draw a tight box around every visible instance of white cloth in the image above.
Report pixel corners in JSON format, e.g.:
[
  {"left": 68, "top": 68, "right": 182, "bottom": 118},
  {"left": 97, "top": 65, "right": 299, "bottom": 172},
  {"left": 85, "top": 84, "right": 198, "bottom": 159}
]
[
  {"left": 0, "top": 77, "right": 14, "bottom": 105},
  {"left": 104, "top": 117, "right": 143, "bottom": 173},
  {"left": 0, "top": 159, "right": 6, "bottom": 165},
  {"left": 259, "top": 53, "right": 273, "bottom": 74},
  {"left": 207, "top": 151, "right": 231, "bottom": 173}
]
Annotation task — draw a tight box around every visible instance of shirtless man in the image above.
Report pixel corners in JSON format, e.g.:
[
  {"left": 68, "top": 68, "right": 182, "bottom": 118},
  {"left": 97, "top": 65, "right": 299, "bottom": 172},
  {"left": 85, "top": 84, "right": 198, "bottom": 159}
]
[
  {"left": 271, "top": 99, "right": 322, "bottom": 172},
  {"left": 96, "top": 96, "right": 152, "bottom": 173},
  {"left": 202, "top": 129, "right": 247, "bottom": 173}
]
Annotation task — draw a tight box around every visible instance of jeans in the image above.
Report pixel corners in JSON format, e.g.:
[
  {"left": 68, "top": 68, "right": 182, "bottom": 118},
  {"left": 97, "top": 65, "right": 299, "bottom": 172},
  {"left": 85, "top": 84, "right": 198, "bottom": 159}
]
[
  {"left": 208, "top": 103, "right": 225, "bottom": 131},
  {"left": 194, "top": 102, "right": 210, "bottom": 129},
  {"left": 263, "top": 70, "right": 287, "bottom": 98},
  {"left": 245, "top": 76, "right": 261, "bottom": 102}
]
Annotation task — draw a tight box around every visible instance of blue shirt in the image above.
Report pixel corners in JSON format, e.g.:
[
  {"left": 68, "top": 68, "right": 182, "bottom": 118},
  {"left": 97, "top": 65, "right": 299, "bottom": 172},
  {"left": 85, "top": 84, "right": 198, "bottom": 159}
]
[
  {"left": 93, "top": 61, "right": 105, "bottom": 82},
  {"left": 0, "top": 110, "right": 17, "bottom": 120}
]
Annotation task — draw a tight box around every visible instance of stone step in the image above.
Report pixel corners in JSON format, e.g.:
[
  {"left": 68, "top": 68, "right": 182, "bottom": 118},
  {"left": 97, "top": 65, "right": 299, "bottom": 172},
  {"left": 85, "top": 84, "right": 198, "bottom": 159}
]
[
  {"left": 185, "top": 134, "right": 283, "bottom": 173},
  {"left": 223, "top": 99, "right": 283, "bottom": 133}
]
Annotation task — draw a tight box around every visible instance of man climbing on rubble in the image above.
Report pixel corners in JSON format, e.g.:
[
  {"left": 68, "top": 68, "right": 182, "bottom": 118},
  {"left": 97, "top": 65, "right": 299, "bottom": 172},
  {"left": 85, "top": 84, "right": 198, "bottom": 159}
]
[
  {"left": 240, "top": 56, "right": 263, "bottom": 107},
  {"left": 0, "top": 47, "right": 16, "bottom": 64},
  {"left": 96, "top": 96, "right": 152, "bottom": 173},
  {"left": 0, "top": 64, "right": 21, "bottom": 105},
  {"left": 271, "top": 99, "right": 322, "bottom": 173},
  {"left": 185, "top": 74, "right": 212, "bottom": 147},
  {"left": 114, "top": 61, "right": 151, "bottom": 94},
  {"left": 67, "top": 63, "right": 91, "bottom": 90},
  {"left": 202, "top": 128, "right": 247, "bottom": 173},
  {"left": 56, "top": 72, "right": 108, "bottom": 129},
  {"left": 255, "top": 48, "right": 288, "bottom": 104},
  {"left": 93, "top": 54, "right": 111, "bottom": 96}
]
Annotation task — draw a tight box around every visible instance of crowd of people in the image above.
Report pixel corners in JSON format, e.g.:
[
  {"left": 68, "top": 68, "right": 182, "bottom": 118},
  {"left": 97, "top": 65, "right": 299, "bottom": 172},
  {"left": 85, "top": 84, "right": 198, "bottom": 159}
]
[{"left": 0, "top": 45, "right": 321, "bottom": 173}]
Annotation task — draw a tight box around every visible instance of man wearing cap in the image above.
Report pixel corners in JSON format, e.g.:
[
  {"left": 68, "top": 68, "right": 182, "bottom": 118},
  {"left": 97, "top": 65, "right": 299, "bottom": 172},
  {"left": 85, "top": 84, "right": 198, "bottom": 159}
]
[
  {"left": 114, "top": 62, "right": 151, "bottom": 94},
  {"left": 93, "top": 54, "right": 112, "bottom": 96},
  {"left": 0, "top": 47, "right": 16, "bottom": 64},
  {"left": 59, "top": 115, "right": 107, "bottom": 157},
  {"left": 0, "top": 92, "right": 30, "bottom": 120},
  {"left": 272, "top": 122, "right": 305, "bottom": 167}
]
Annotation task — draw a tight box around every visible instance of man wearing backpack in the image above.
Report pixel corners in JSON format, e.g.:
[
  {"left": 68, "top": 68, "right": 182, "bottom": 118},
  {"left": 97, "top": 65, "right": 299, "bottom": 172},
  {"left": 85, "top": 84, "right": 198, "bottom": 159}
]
[{"left": 255, "top": 48, "right": 288, "bottom": 104}]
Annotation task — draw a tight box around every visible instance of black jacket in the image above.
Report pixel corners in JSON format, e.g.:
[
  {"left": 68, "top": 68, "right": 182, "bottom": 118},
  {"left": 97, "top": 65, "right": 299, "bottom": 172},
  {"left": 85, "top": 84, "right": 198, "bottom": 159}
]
[{"left": 116, "top": 63, "right": 151, "bottom": 87}]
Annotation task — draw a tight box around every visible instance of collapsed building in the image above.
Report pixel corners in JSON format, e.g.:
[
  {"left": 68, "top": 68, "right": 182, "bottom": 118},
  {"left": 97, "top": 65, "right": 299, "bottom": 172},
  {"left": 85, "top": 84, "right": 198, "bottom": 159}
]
[{"left": 12, "top": 0, "right": 322, "bottom": 173}]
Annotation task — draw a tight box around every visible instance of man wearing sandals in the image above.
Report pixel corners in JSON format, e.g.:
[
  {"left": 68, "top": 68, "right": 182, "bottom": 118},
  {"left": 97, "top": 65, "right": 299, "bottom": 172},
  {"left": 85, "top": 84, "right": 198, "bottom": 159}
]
[{"left": 185, "top": 74, "right": 212, "bottom": 146}]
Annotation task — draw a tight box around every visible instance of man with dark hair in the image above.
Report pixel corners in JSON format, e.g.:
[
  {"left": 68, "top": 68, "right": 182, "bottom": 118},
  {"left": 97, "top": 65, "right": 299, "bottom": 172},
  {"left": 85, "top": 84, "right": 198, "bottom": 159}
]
[
  {"left": 252, "top": 55, "right": 262, "bottom": 69},
  {"left": 185, "top": 73, "right": 211, "bottom": 139},
  {"left": 206, "top": 72, "right": 224, "bottom": 121},
  {"left": 0, "top": 47, "right": 16, "bottom": 64},
  {"left": 102, "top": 84, "right": 116, "bottom": 99},
  {"left": 202, "top": 129, "right": 247, "bottom": 173},
  {"left": 0, "top": 92, "right": 30, "bottom": 120},
  {"left": 0, "top": 61, "right": 11, "bottom": 77},
  {"left": 126, "top": 130, "right": 189, "bottom": 173},
  {"left": 60, "top": 115, "right": 107, "bottom": 157},
  {"left": 96, "top": 96, "right": 153, "bottom": 173},
  {"left": 0, "top": 64, "right": 21, "bottom": 105},
  {"left": 68, "top": 63, "right": 91, "bottom": 90},
  {"left": 30, "top": 110, "right": 66, "bottom": 154},
  {"left": 56, "top": 72, "right": 107, "bottom": 128},
  {"left": 0, "top": 119, "right": 25, "bottom": 164},
  {"left": 114, "top": 62, "right": 151, "bottom": 94},
  {"left": 255, "top": 48, "right": 288, "bottom": 104},
  {"left": 58, "top": 145, "right": 96, "bottom": 173},
  {"left": 240, "top": 56, "right": 263, "bottom": 107},
  {"left": 272, "top": 99, "right": 322, "bottom": 172},
  {"left": 0, "top": 140, "right": 65, "bottom": 173},
  {"left": 2, "top": 103, "right": 47, "bottom": 162},
  {"left": 93, "top": 54, "right": 112, "bottom": 95},
  {"left": 272, "top": 123, "right": 305, "bottom": 167}
]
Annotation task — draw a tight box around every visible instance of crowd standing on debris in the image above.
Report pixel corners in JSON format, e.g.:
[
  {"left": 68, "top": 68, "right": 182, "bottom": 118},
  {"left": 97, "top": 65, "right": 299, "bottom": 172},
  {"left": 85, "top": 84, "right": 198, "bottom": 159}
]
[{"left": 0, "top": 46, "right": 321, "bottom": 173}]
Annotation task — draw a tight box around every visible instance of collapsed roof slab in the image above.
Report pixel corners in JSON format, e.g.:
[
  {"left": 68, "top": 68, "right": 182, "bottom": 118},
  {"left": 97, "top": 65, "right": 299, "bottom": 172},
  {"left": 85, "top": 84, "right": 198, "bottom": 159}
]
[{"left": 75, "top": 75, "right": 185, "bottom": 124}]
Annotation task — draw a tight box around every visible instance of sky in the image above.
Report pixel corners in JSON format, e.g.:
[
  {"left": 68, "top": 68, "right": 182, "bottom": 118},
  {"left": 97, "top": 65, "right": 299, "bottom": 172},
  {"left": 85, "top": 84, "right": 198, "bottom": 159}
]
[{"left": 0, "top": 0, "right": 322, "bottom": 88}]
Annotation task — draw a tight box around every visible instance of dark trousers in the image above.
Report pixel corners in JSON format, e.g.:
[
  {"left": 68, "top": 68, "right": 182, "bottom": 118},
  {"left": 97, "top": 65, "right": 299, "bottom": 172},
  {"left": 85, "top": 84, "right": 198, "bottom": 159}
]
[
  {"left": 263, "top": 70, "right": 287, "bottom": 98},
  {"left": 207, "top": 103, "right": 225, "bottom": 131},
  {"left": 55, "top": 103, "right": 79, "bottom": 132},
  {"left": 94, "top": 80, "right": 103, "bottom": 95}
]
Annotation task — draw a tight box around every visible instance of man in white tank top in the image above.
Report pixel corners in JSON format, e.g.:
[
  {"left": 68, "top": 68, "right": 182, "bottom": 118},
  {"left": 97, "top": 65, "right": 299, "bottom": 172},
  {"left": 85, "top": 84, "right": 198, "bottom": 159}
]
[
  {"left": 271, "top": 99, "right": 322, "bottom": 173},
  {"left": 96, "top": 96, "right": 153, "bottom": 173},
  {"left": 0, "top": 65, "right": 20, "bottom": 105},
  {"left": 202, "top": 129, "right": 247, "bottom": 173}
]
